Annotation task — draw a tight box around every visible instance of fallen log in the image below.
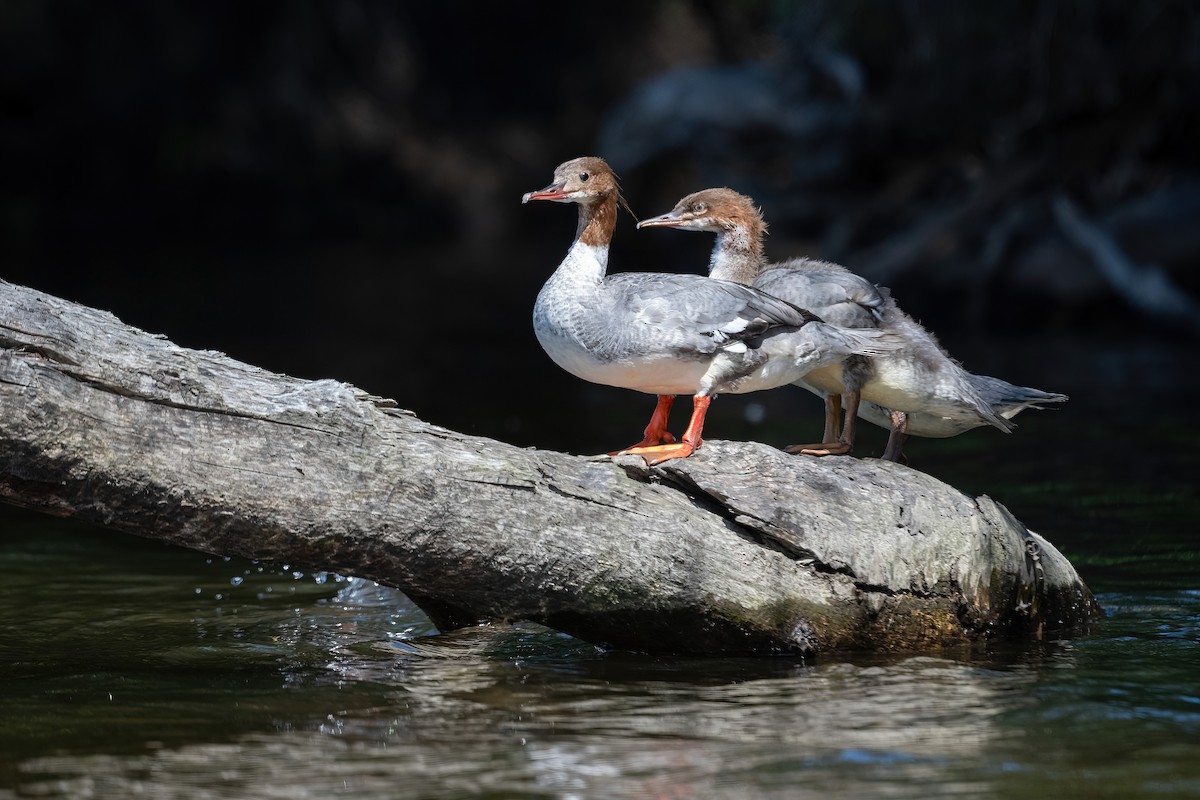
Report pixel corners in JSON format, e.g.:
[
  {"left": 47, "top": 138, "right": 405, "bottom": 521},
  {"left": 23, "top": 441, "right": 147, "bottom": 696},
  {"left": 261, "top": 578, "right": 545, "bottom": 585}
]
[{"left": 0, "top": 279, "right": 1102, "bottom": 655}]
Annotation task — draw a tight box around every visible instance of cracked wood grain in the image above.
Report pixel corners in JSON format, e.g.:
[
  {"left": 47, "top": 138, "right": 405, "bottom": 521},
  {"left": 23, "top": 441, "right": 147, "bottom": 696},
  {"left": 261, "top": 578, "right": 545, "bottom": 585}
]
[{"left": 0, "top": 279, "right": 1102, "bottom": 655}]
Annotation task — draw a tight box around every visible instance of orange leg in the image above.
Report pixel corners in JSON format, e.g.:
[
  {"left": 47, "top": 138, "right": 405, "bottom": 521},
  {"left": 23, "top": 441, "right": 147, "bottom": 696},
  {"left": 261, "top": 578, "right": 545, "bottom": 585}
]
[
  {"left": 609, "top": 394, "right": 676, "bottom": 455},
  {"left": 617, "top": 395, "right": 710, "bottom": 465},
  {"left": 881, "top": 409, "right": 909, "bottom": 463},
  {"left": 785, "top": 391, "right": 856, "bottom": 456}
]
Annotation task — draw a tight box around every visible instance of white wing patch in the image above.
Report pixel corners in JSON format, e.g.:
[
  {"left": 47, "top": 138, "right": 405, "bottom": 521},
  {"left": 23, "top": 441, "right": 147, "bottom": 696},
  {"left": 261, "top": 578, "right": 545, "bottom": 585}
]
[{"left": 719, "top": 316, "right": 751, "bottom": 334}]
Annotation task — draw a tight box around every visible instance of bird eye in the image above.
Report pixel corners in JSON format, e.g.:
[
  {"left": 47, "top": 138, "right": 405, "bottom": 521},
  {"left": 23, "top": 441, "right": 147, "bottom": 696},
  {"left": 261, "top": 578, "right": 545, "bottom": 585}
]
[
  {"left": 694, "top": 202, "right": 707, "bottom": 213},
  {"left": 579, "top": 172, "right": 590, "bottom": 182}
]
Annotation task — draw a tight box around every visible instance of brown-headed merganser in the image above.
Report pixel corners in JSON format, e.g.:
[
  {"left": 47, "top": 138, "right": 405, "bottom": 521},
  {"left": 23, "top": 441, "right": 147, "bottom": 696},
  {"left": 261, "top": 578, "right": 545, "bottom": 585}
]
[
  {"left": 523, "top": 158, "right": 902, "bottom": 466},
  {"left": 638, "top": 187, "right": 1067, "bottom": 462}
]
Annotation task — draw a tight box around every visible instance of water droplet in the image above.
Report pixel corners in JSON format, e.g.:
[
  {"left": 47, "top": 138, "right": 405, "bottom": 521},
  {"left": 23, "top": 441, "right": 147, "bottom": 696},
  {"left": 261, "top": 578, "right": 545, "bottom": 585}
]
[
  {"left": 230, "top": 576, "right": 243, "bottom": 586},
  {"left": 194, "top": 587, "right": 202, "bottom": 594}
]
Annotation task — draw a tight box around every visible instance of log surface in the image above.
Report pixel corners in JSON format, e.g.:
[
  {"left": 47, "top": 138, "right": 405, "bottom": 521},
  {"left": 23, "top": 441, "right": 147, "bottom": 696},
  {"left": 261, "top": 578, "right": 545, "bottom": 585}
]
[{"left": 0, "top": 279, "right": 1102, "bottom": 655}]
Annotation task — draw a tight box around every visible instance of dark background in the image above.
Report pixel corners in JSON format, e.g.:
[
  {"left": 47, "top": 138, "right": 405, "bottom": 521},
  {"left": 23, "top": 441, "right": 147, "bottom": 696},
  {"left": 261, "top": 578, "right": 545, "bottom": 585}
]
[{"left": 4, "top": 1, "right": 1199, "bottom": 458}]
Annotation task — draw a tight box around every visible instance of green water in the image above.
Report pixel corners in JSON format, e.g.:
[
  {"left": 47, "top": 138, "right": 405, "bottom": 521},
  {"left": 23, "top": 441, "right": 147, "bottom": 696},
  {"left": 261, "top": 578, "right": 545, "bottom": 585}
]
[
  {"left": 1, "top": 516, "right": 1197, "bottom": 800},
  {"left": 2, "top": 338, "right": 1198, "bottom": 799}
]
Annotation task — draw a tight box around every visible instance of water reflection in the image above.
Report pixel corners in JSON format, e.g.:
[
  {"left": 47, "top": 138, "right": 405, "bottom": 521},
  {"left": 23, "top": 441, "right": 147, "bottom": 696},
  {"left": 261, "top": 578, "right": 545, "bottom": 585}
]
[
  {"left": 18, "top": 645, "right": 1043, "bottom": 800},
  {"left": 2, "top": 540, "right": 1199, "bottom": 799}
]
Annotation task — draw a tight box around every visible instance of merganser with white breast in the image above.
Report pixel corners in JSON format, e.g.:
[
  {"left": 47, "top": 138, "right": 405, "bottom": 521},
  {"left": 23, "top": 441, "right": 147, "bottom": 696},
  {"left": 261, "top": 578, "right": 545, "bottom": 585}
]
[
  {"left": 523, "top": 157, "right": 902, "bottom": 465},
  {"left": 638, "top": 187, "right": 1067, "bottom": 462}
]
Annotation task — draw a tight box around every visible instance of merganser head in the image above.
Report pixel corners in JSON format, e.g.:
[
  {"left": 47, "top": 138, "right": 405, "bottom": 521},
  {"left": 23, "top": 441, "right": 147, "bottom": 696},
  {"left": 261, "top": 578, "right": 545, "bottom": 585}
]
[
  {"left": 522, "top": 156, "right": 631, "bottom": 214},
  {"left": 637, "top": 188, "right": 767, "bottom": 237}
]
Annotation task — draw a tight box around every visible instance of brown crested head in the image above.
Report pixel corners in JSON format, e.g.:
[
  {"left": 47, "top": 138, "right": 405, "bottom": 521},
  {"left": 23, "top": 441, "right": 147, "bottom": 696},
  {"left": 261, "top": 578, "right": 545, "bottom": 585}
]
[
  {"left": 522, "top": 156, "right": 632, "bottom": 216},
  {"left": 637, "top": 187, "right": 766, "bottom": 238}
]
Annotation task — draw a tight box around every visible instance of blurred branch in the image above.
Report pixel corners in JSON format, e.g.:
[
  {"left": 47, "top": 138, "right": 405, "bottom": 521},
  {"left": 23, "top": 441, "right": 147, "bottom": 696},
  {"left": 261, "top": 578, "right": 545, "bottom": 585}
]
[
  {"left": 849, "top": 162, "right": 1041, "bottom": 286},
  {"left": 1052, "top": 194, "right": 1200, "bottom": 332}
]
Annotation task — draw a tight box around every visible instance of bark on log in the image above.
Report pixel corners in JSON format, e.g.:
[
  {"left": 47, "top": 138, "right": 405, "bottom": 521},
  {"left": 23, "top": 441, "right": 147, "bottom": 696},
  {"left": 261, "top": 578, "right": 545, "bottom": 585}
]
[{"left": 0, "top": 279, "right": 1102, "bottom": 656}]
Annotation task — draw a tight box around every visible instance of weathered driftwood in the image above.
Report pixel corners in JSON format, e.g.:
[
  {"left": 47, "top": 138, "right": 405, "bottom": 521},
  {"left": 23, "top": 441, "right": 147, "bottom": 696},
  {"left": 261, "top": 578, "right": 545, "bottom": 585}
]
[{"left": 0, "top": 280, "right": 1101, "bottom": 655}]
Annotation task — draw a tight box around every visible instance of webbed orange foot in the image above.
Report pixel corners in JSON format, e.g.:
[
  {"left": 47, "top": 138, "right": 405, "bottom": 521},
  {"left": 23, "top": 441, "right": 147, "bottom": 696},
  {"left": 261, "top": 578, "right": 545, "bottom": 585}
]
[
  {"left": 607, "top": 430, "right": 676, "bottom": 456},
  {"left": 616, "top": 440, "right": 698, "bottom": 466}
]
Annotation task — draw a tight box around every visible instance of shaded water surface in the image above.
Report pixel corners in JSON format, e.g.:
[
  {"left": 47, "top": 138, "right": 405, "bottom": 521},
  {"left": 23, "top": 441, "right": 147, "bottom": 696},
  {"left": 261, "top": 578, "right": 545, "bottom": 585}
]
[{"left": 2, "top": 339, "right": 1198, "bottom": 799}]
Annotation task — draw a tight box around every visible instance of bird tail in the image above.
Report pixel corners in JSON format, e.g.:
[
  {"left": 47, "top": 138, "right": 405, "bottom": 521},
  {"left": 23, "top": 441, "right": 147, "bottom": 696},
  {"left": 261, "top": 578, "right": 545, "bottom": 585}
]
[{"left": 969, "top": 374, "right": 1069, "bottom": 421}]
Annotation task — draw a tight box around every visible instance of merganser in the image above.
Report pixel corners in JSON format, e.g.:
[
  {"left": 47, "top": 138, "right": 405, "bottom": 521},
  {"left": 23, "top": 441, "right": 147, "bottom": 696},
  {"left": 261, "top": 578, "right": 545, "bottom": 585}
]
[
  {"left": 523, "top": 157, "right": 902, "bottom": 466},
  {"left": 638, "top": 187, "right": 1068, "bottom": 462}
]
